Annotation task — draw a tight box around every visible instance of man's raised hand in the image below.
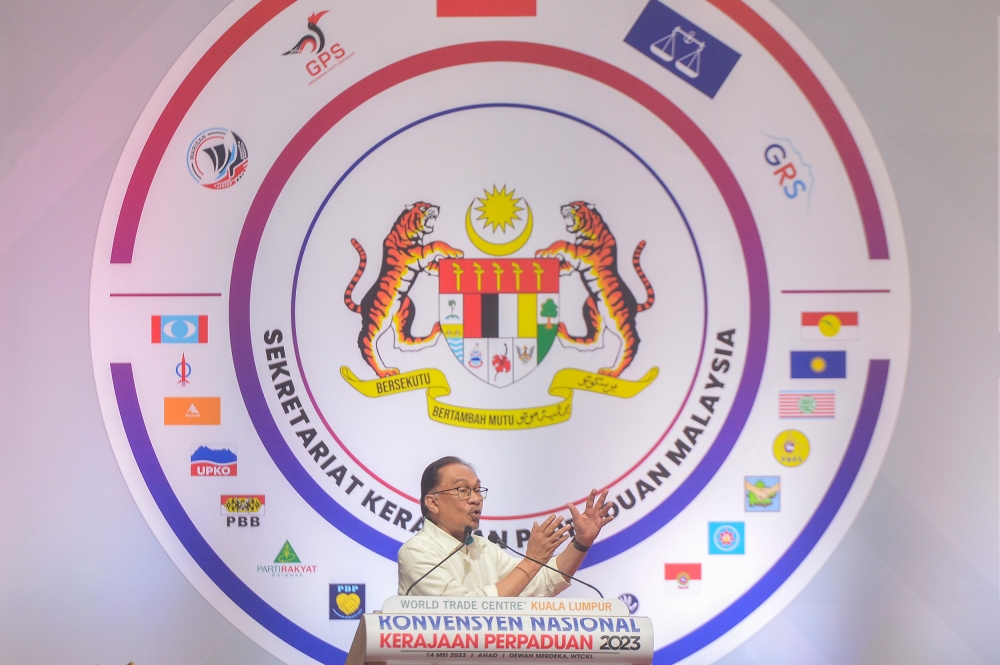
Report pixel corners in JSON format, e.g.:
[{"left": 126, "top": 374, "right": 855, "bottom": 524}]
[
  {"left": 567, "top": 489, "right": 614, "bottom": 547},
  {"left": 524, "top": 515, "right": 572, "bottom": 563}
]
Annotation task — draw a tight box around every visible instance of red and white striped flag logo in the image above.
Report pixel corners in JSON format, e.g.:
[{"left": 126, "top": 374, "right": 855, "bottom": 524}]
[{"left": 779, "top": 391, "right": 835, "bottom": 418}]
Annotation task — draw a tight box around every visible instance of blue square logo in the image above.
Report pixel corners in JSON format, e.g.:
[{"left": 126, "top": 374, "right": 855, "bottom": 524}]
[
  {"left": 329, "top": 584, "right": 365, "bottom": 620},
  {"left": 791, "top": 351, "right": 847, "bottom": 378},
  {"left": 624, "top": 1, "right": 741, "bottom": 98},
  {"left": 709, "top": 522, "right": 745, "bottom": 554}
]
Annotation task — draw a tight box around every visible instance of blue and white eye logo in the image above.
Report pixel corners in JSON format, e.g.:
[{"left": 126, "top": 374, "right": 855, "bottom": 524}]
[{"left": 151, "top": 315, "right": 207, "bottom": 344}]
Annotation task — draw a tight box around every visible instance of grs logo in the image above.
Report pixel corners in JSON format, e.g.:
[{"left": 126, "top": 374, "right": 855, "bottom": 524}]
[{"left": 764, "top": 138, "right": 814, "bottom": 206}]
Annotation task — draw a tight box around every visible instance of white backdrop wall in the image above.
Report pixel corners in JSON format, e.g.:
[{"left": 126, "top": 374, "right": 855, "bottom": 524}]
[{"left": 0, "top": 1, "right": 998, "bottom": 664}]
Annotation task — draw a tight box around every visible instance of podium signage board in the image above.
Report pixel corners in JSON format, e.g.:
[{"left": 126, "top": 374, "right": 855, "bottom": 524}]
[
  {"left": 381, "top": 597, "right": 631, "bottom": 616},
  {"left": 360, "top": 597, "right": 653, "bottom": 664}
]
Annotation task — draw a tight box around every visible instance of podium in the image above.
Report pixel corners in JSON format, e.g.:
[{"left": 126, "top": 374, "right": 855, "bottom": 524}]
[{"left": 346, "top": 597, "right": 653, "bottom": 665}]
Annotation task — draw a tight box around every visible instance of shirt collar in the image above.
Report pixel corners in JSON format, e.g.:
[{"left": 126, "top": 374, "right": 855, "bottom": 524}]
[{"left": 423, "top": 519, "right": 480, "bottom": 553}]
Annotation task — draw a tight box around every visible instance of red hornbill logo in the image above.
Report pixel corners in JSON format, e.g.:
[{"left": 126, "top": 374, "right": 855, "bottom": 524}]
[{"left": 282, "top": 11, "right": 329, "bottom": 55}]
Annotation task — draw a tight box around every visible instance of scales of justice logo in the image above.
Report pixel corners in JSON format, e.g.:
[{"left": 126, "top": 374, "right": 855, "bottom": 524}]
[{"left": 339, "top": 186, "right": 660, "bottom": 430}]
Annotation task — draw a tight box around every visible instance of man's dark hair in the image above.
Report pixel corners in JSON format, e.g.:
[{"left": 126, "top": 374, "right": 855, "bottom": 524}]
[{"left": 420, "top": 456, "right": 474, "bottom": 519}]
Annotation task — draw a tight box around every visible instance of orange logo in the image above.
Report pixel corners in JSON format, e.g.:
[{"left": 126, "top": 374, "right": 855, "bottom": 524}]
[{"left": 164, "top": 397, "right": 221, "bottom": 425}]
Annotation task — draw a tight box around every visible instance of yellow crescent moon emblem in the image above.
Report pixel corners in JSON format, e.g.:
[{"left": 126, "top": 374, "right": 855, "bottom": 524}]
[{"left": 466, "top": 200, "right": 533, "bottom": 256}]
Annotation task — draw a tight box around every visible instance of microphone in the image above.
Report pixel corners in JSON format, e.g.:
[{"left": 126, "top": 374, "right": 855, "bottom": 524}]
[
  {"left": 405, "top": 526, "right": 474, "bottom": 596},
  {"left": 488, "top": 533, "right": 604, "bottom": 598}
]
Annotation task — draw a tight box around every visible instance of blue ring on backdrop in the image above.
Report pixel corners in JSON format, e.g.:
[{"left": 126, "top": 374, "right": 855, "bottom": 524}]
[
  {"left": 112, "top": 359, "right": 888, "bottom": 664},
  {"left": 111, "top": 363, "right": 340, "bottom": 664},
  {"left": 288, "top": 102, "right": 709, "bottom": 554}
]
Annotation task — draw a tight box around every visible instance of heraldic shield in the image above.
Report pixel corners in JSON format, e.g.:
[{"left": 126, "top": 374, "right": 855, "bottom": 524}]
[{"left": 438, "top": 258, "right": 560, "bottom": 386}]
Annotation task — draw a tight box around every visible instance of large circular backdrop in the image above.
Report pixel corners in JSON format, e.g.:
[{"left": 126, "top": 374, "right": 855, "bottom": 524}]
[{"left": 90, "top": 1, "right": 909, "bottom": 663}]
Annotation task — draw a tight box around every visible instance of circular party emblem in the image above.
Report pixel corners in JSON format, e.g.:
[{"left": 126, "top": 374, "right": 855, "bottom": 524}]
[
  {"left": 90, "top": 2, "right": 909, "bottom": 663},
  {"left": 186, "top": 128, "right": 249, "bottom": 189}
]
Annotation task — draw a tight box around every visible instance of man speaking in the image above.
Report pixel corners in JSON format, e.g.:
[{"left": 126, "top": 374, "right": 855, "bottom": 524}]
[{"left": 398, "top": 456, "right": 614, "bottom": 597}]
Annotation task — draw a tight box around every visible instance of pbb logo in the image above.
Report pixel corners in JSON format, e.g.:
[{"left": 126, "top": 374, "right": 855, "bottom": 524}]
[
  {"left": 191, "top": 444, "right": 237, "bottom": 476},
  {"left": 221, "top": 495, "right": 264, "bottom": 527}
]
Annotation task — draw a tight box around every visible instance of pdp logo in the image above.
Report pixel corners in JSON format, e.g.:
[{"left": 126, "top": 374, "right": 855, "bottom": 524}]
[
  {"left": 187, "top": 128, "right": 248, "bottom": 189},
  {"left": 330, "top": 584, "right": 365, "bottom": 619}
]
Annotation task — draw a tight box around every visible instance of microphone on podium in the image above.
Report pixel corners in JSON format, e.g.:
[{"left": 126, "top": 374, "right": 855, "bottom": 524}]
[
  {"left": 405, "top": 526, "right": 474, "bottom": 596},
  {"left": 488, "top": 533, "right": 604, "bottom": 598}
]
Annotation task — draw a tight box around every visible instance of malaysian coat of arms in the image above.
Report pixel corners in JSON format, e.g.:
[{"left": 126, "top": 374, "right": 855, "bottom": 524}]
[{"left": 340, "top": 186, "right": 658, "bottom": 429}]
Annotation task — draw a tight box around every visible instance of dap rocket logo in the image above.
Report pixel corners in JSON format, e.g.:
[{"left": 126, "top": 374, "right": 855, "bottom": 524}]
[
  {"left": 282, "top": 10, "right": 351, "bottom": 83},
  {"left": 187, "top": 129, "right": 248, "bottom": 189}
]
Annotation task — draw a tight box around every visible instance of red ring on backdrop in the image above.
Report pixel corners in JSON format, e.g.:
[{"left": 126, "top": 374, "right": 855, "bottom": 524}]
[{"left": 230, "top": 41, "right": 768, "bottom": 532}]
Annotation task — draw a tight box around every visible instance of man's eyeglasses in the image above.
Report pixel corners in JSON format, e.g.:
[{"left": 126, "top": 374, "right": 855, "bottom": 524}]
[{"left": 430, "top": 486, "right": 489, "bottom": 501}]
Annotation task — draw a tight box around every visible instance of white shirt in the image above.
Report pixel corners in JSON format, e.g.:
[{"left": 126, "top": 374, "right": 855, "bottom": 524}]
[{"left": 397, "top": 519, "right": 571, "bottom": 597}]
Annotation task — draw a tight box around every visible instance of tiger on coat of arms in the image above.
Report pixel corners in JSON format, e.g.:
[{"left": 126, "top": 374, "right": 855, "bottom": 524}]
[
  {"left": 343, "top": 202, "right": 464, "bottom": 377},
  {"left": 534, "top": 201, "right": 655, "bottom": 377}
]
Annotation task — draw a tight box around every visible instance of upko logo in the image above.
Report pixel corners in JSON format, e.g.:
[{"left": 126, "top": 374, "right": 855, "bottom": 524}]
[
  {"left": 221, "top": 495, "right": 264, "bottom": 527},
  {"left": 187, "top": 129, "right": 248, "bottom": 189},
  {"left": 258, "top": 541, "right": 317, "bottom": 577},
  {"left": 191, "top": 444, "right": 237, "bottom": 476},
  {"left": 281, "top": 10, "right": 353, "bottom": 85},
  {"left": 330, "top": 584, "right": 365, "bottom": 619}
]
